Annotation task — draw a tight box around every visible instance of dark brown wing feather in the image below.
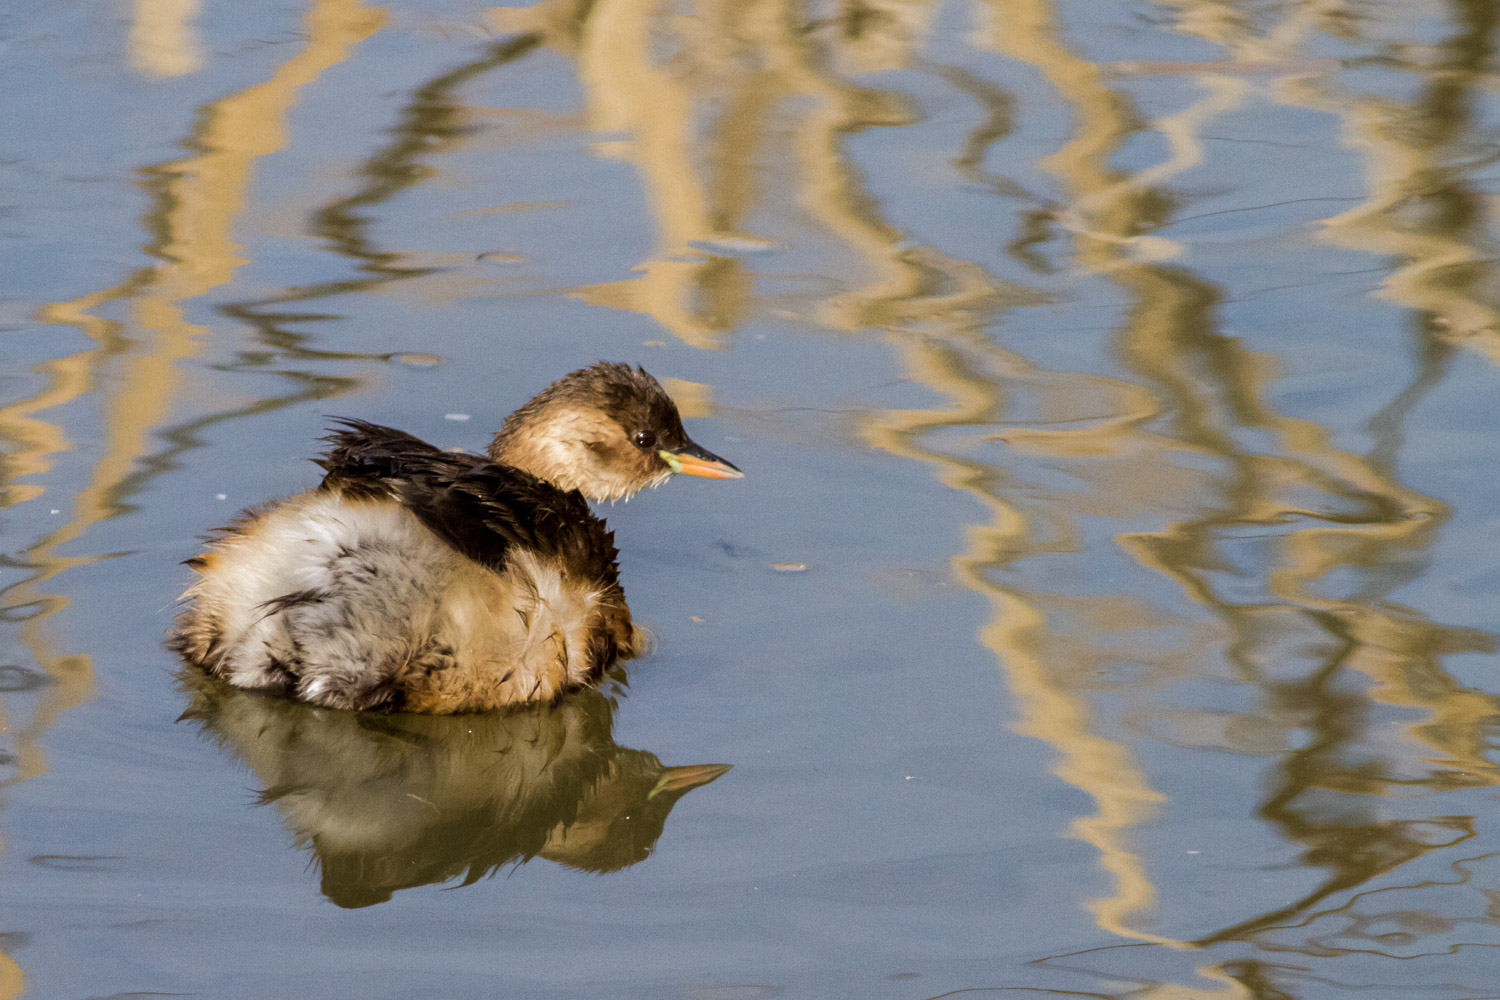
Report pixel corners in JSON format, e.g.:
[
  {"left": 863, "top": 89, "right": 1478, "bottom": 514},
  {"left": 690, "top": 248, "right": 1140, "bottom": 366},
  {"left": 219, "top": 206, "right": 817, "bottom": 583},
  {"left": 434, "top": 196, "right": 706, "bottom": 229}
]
[
  {"left": 316, "top": 419, "right": 620, "bottom": 583},
  {"left": 315, "top": 418, "right": 465, "bottom": 498}
]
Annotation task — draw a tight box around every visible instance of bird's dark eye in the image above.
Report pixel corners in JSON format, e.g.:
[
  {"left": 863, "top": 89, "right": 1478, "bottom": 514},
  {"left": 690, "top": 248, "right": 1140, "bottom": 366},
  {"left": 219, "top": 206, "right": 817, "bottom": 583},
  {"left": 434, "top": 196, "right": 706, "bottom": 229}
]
[{"left": 632, "top": 430, "right": 658, "bottom": 450}]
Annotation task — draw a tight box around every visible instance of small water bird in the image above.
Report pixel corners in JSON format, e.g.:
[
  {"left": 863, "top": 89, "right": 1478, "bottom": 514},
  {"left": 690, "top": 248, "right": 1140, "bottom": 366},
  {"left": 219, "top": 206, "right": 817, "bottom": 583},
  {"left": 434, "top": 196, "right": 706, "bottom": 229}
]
[{"left": 169, "top": 362, "right": 741, "bottom": 713}]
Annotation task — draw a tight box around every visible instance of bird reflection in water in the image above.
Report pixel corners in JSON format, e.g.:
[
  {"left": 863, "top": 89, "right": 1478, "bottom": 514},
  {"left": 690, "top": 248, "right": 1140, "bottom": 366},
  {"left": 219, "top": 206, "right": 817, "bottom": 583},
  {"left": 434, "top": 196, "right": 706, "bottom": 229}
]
[{"left": 178, "top": 671, "right": 730, "bottom": 908}]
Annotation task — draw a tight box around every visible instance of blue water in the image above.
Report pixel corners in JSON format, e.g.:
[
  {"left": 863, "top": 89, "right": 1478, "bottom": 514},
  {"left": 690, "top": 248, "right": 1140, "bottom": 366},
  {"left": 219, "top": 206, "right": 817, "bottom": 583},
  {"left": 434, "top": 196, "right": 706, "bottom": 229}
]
[{"left": 3, "top": 1, "right": 1500, "bottom": 997}]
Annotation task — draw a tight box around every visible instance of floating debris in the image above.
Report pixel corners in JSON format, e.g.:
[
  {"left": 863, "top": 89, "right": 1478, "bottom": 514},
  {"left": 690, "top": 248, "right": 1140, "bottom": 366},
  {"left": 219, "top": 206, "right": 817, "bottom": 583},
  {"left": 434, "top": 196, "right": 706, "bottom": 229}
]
[
  {"left": 394, "top": 352, "right": 443, "bottom": 368},
  {"left": 476, "top": 251, "right": 527, "bottom": 265},
  {"left": 29, "top": 855, "right": 121, "bottom": 872},
  {"left": 770, "top": 562, "right": 809, "bottom": 573},
  {"left": 0, "top": 664, "right": 52, "bottom": 692},
  {"left": 444, "top": 413, "right": 471, "bottom": 422},
  {"left": 688, "top": 233, "right": 781, "bottom": 256}
]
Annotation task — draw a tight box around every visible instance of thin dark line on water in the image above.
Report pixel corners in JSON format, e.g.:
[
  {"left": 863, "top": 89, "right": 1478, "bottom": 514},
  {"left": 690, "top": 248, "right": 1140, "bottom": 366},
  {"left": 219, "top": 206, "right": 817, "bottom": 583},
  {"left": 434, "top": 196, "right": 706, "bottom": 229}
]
[
  {"left": 1202, "top": 134, "right": 1317, "bottom": 149},
  {"left": 1222, "top": 267, "right": 1393, "bottom": 303},
  {"left": 28, "top": 854, "right": 123, "bottom": 870},
  {"left": 922, "top": 989, "right": 1110, "bottom": 999},
  {"left": 1170, "top": 196, "right": 1363, "bottom": 225},
  {"left": 1024, "top": 940, "right": 1165, "bottom": 968}
]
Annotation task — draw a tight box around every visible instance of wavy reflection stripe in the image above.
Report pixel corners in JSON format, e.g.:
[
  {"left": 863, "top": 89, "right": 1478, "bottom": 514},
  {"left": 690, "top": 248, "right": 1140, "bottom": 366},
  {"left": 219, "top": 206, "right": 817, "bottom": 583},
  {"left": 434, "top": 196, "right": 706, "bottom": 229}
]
[
  {"left": 1162, "top": 0, "right": 1500, "bottom": 787},
  {"left": 967, "top": 0, "right": 1208, "bottom": 948},
  {"left": 0, "top": 15, "right": 385, "bottom": 995},
  {"left": 863, "top": 335, "right": 1179, "bottom": 949},
  {"left": 781, "top": 0, "right": 1180, "bottom": 946},
  {"left": 565, "top": 0, "right": 776, "bottom": 347}
]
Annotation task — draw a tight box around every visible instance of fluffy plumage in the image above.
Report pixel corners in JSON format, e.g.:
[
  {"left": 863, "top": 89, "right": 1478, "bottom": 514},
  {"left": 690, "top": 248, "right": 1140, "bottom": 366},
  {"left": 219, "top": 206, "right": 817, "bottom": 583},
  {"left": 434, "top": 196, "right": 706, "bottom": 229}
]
[{"left": 168, "top": 363, "right": 739, "bottom": 713}]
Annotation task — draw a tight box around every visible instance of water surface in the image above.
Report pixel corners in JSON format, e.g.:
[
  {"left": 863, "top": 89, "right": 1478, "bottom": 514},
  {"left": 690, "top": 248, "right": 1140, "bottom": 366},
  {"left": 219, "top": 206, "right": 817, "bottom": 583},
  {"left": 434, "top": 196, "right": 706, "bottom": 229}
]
[{"left": 4, "top": 0, "right": 1500, "bottom": 997}]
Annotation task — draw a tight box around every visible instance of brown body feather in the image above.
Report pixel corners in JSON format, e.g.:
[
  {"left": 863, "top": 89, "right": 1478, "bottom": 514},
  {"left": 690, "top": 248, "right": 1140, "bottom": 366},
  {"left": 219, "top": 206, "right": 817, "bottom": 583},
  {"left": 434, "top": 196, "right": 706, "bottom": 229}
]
[{"left": 169, "top": 422, "right": 637, "bottom": 713}]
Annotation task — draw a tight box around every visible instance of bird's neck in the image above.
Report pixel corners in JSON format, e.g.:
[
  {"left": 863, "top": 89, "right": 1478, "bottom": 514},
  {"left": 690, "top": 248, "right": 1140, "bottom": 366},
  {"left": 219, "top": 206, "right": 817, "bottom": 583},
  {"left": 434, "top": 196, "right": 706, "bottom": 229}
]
[{"left": 488, "top": 430, "right": 554, "bottom": 483}]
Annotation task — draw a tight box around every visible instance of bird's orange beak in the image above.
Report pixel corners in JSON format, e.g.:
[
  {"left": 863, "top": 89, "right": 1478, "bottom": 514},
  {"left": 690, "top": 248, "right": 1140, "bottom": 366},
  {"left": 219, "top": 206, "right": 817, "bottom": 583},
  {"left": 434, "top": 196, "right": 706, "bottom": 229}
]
[{"left": 660, "top": 442, "right": 743, "bottom": 480}]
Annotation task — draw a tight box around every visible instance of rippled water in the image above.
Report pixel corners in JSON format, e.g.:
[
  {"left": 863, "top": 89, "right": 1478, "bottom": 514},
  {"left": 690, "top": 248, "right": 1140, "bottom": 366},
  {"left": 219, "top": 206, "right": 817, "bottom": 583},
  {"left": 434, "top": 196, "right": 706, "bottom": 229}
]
[{"left": 5, "top": 0, "right": 1500, "bottom": 997}]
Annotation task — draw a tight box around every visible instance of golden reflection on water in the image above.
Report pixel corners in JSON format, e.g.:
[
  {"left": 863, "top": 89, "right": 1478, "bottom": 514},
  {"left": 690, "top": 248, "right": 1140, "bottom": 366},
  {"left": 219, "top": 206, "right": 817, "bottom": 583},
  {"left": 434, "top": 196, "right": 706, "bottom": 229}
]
[
  {"left": 0, "top": 0, "right": 384, "bottom": 772},
  {"left": 129, "top": 0, "right": 203, "bottom": 78},
  {"left": 500, "top": 0, "right": 1193, "bottom": 949},
  {"left": 504, "top": 0, "right": 1500, "bottom": 981},
  {"left": 1000, "top": 2, "right": 1499, "bottom": 981},
  {"left": 7, "top": 0, "right": 1500, "bottom": 993},
  {"left": 491, "top": 0, "right": 781, "bottom": 348},
  {"left": 0, "top": 3, "right": 382, "bottom": 992},
  {"left": 1293, "top": 3, "right": 1500, "bottom": 360},
  {"left": 1131, "top": 0, "right": 1500, "bottom": 966}
]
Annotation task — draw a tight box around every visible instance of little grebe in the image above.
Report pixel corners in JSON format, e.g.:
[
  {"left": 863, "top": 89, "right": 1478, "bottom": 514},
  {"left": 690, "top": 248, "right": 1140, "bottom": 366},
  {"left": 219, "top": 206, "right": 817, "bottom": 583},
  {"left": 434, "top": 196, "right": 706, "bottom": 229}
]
[{"left": 168, "top": 362, "right": 741, "bottom": 713}]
